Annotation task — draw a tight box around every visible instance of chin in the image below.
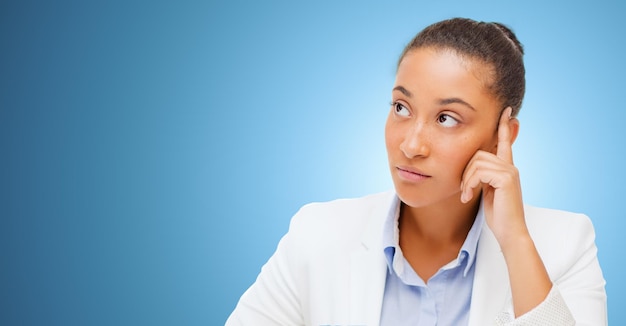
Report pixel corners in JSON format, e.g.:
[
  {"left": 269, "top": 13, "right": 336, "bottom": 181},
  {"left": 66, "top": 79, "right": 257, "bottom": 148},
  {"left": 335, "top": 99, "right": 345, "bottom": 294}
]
[
  {"left": 394, "top": 184, "right": 463, "bottom": 209},
  {"left": 394, "top": 187, "right": 433, "bottom": 208}
]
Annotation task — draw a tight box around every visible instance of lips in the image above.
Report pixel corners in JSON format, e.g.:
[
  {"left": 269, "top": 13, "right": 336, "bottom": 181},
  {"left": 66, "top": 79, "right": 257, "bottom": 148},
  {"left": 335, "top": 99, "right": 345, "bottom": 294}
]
[{"left": 396, "top": 165, "right": 431, "bottom": 182}]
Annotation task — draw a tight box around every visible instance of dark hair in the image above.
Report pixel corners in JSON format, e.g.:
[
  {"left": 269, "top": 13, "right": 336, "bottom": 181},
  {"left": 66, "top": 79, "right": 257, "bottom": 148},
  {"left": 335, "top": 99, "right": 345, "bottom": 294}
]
[{"left": 399, "top": 18, "right": 525, "bottom": 117}]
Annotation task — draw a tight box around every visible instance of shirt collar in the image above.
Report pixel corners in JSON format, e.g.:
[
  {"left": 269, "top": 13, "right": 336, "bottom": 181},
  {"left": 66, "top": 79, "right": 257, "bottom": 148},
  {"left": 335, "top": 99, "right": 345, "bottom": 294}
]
[
  {"left": 382, "top": 194, "right": 485, "bottom": 277},
  {"left": 382, "top": 195, "right": 402, "bottom": 274}
]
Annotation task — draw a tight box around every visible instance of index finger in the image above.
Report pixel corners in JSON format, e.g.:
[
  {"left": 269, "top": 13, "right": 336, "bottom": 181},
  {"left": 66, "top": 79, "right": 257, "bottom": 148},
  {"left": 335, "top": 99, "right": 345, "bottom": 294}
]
[{"left": 497, "top": 107, "right": 514, "bottom": 163}]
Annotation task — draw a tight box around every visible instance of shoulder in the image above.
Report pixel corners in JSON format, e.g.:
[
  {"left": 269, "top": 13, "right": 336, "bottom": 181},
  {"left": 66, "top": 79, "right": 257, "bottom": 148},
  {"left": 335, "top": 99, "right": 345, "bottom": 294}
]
[
  {"left": 523, "top": 205, "right": 598, "bottom": 276},
  {"left": 285, "top": 191, "right": 394, "bottom": 249},
  {"left": 524, "top": 205, "right": 595, "bottom": 240},
  {"left": 292, "top": 191, "right": 393, "bottom": 225},
  {"left": 521, "top": 206, "right": 606, "bottom": 323}
]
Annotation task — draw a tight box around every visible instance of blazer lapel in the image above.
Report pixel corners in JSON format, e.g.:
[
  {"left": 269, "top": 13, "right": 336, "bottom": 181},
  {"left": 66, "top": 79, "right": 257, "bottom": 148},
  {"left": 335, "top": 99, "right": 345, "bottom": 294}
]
[
  {"left": 349, "top": 191, "right": 394, "bottom": 326},
  {"left": 349, "top": 249, "right": 387, "bottom": 325},
  {"left": 468, "top": 224, "right": 511, "bottom": 326}
]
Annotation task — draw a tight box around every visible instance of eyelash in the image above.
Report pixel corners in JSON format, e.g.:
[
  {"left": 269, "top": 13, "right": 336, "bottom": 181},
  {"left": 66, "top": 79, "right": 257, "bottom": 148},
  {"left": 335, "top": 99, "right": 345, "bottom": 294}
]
[
  {"left": 390, "top": 101, "right": 460, "bottom": 127},
  {"left": 391, "top": 101, "right": 408, "bottom": 114},
  {"left": 437, "top": 113, "right": 459, "bottom": 127}
]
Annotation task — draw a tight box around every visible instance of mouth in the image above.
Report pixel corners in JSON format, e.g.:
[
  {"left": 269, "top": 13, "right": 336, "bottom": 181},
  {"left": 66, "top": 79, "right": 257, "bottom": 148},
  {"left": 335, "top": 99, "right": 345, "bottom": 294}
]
[{"left": 396, "top": 166, "right": 431, "bottom": 182}]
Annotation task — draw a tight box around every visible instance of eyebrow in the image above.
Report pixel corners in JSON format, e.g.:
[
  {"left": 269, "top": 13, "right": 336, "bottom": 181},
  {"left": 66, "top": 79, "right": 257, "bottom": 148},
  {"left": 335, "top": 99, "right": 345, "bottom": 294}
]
[
  {"left": 393, "top": 86, "right": 413, "bottom": 97},
  {"left": 438, "top": 98, "right": 476, "bottom": 111},
  {"left": 393, "top": 85, "right": 477, "bottom": 112}
]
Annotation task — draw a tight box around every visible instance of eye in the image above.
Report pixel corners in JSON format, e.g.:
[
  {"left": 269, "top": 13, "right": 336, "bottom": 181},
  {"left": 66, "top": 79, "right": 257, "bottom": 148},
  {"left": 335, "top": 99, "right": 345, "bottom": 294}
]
[
  {"left": 392, "top": 102, "right": 410, "bottom": 117},
  {"left": 437, "top": 114, "right": 459, "bottom": 127}
]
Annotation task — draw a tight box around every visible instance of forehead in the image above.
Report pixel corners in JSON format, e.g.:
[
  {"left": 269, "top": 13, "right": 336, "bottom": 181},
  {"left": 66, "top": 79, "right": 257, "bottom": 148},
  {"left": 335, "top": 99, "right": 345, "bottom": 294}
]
[{"left": 395, "top": 47, "right": 500, "bottom": 109}]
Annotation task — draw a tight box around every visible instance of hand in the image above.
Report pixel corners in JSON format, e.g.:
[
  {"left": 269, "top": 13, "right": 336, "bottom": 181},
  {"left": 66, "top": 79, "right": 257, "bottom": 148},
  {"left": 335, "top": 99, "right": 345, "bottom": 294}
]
[
  {"left": 461, "top": 107, "right": 553, "bottom": 316},
  {"left": 460, "top": 107, "right": 527, "bottom": 249}
]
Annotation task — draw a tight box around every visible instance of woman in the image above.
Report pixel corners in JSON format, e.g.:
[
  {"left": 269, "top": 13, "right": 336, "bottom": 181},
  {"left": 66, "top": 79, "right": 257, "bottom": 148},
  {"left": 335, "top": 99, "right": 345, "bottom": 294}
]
[{"left": 226, "top": 18, "right": 607, "bottom": 325}]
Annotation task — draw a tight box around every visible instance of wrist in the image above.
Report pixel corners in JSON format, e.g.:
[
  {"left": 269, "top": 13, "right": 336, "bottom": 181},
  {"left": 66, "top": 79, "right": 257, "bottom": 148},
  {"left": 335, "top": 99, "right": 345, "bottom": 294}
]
[{"left": 497, "top": 229, "right": 534, "bottom": 257}]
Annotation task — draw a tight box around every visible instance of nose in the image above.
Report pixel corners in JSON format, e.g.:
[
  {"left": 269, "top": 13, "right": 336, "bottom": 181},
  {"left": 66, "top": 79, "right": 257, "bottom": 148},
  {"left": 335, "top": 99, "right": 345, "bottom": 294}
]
[{"left": 399, "top": 122, "right": 431, "bottom": 158}]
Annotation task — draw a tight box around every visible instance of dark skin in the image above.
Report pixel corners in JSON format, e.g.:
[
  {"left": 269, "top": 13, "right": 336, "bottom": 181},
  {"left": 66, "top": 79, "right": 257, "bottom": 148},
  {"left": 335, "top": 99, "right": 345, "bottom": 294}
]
[
  {"left": 386, "top": 47, "right": 550, "bottom": 317},
  {"left": 398, "top": 193, "right": 480, "bottom": 281}
]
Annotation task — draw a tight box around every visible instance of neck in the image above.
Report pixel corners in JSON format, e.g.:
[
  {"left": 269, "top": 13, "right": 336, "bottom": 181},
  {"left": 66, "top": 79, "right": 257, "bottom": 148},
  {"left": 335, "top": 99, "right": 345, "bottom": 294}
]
[{"left": 399, "top": 193, "right": 481, "bottom": 246}]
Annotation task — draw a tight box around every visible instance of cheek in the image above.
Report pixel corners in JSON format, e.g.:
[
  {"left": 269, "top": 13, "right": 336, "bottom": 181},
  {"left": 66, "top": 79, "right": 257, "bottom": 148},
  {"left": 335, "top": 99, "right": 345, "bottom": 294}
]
[
  {"left": 440, "top": 137, "right": 480, "bottom": 177},
  {"left": 446, "top": 129, "right": 498, "bottom": 175}
]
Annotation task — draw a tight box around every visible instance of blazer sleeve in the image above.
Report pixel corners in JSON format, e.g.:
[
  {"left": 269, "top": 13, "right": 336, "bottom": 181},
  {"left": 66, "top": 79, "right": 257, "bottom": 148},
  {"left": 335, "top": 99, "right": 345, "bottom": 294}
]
[
  {"left": 225, "top": 210, "right": 307, "bottom": 326},
  {"left": 494, "top": 286, "right": 575, "bottom": 325},
  {"left": 496, "top": 213, "right": 607, "bottom": 326}
]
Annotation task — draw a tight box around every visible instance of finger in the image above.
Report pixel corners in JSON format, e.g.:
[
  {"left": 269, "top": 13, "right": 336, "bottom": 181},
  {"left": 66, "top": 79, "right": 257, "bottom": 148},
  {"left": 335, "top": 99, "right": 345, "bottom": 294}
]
[
  {"left": 460, "top": 150, "right": 488, "bottom": 203},
  {"left": 461, "top": 167, "right": 493, "bottom": 203},
  {"left": 497, "top": 107, "right": 513, "bottom": 163},
  {"left": 460, "top": 150, "right": 482, "bottom": 203},
  {"left": 461, "top": 156, "right": 507, "bottom": 203}
]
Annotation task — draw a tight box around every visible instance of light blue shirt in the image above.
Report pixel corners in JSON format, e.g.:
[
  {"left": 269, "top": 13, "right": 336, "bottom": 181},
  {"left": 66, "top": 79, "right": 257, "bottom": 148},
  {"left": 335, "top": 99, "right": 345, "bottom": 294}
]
[{"left": 379, "top": 196, "right": 484, "bottom": 326}]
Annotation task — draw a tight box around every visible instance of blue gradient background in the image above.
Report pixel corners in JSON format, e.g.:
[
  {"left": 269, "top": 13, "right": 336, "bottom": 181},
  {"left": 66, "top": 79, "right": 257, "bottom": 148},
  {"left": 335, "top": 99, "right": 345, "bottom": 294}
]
[{"left": 1, "top": 0, "right": 623, "bottom": 325}]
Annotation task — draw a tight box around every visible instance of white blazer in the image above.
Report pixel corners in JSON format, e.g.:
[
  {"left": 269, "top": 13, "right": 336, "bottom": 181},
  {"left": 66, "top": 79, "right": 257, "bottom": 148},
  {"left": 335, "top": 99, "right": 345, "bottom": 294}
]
[{"left": 226, "top": 191, "right": 606, "bottom": 325}]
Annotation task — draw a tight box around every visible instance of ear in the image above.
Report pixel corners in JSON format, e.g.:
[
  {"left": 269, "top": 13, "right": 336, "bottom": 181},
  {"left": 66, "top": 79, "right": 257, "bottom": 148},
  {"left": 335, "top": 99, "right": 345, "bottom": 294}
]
[{"left": 490, "top": 112, "right": 520, "bottom": 155}]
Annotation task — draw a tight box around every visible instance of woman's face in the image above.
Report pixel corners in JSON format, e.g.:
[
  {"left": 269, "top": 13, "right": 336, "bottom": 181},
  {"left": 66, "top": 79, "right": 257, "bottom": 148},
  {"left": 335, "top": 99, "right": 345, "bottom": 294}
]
[{"left": 385, "top": 47, "right": 503, "bottom": 208}]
